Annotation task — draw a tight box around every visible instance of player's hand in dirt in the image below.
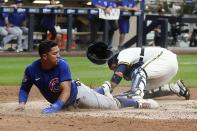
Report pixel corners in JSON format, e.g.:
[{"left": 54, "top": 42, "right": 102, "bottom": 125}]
[
  {"left": 42, "top": 100, "right": 64, "bottom": 114},
  {"left": 15, "top": 102, "right": 25, "bottom": 111}
]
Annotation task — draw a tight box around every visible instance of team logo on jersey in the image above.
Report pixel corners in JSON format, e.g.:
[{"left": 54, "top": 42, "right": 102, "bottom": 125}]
[
  {"left": 49, "top": 78, "right": 61, "bottom": 93},
  {"left": 22, "top": 75, "right": 28, "bottom": 83}
]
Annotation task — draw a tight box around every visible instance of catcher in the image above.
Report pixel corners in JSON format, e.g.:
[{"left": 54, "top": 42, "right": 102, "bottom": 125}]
[
  {"left": 15, "top": 41, "right": 158, "bottom": 114},
  {"left": 87, "top": 42, "right": 190, "bottom": 100}
]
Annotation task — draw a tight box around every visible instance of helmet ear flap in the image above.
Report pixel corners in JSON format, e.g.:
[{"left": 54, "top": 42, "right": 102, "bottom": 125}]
[{"left": 86, "top": 41, "right": 113, "bottom": 65}]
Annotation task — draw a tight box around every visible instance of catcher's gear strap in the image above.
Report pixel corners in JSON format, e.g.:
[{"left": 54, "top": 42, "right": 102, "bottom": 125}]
[{"left": 139, "top": 47, "right": 144, "bottom": 64}]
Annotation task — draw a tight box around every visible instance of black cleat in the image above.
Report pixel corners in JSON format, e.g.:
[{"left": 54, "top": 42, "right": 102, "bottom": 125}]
[{"left": 176, "top": 80, "right": 190, "bottom": 100}]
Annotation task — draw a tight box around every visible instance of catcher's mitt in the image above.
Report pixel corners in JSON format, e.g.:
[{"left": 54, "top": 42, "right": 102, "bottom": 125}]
[{"left": 86, "top": 41, "right": 113, "bottom": 65}]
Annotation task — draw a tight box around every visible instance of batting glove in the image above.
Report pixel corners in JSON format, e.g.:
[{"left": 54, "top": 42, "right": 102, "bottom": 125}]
[
  {"left": 102, "top": 81, "right": 113, "bottom": 99},
  {"left": 102, "top": 81, "right": 112, "bottom": 92},
  {"left": 42, "top": 100, "right": 64, "bottom": 114}
]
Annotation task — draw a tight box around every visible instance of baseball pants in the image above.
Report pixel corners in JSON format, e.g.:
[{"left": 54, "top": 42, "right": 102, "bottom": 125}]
[
  {"left": 76, "top": 83, "right": 121, "bottom": 109},
  {"left": 143, "top": 49, "right": 178, "bottom": 90}
]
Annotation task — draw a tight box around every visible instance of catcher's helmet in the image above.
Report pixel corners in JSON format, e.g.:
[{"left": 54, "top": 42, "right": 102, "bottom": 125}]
[
  {"left": 107, "top": 53, "right": 119, "bottom": 69},
  {"left": 87, "top": 41, "right": 113, "bottom": 65}
]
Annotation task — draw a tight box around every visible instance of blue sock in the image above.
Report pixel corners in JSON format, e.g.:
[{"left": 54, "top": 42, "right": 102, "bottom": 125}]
[
  {"left": 116, "top": 97, "right": 138, "bottom": 108},
  {"left": 94, "top": 87, "right": 104, "bottom": 95}
]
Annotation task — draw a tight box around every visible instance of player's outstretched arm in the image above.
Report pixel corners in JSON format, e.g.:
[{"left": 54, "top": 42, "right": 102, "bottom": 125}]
[
  {"left": 42, "top": 81, "right": 71, "bottom": 113},
  {"left": 16, "top": 79, "right": 32, "bottom": 112}
]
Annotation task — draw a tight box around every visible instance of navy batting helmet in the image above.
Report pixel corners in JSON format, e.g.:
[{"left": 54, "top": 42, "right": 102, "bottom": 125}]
[{"left": 87, "top": 41, "right": 113, "bottom": 65}]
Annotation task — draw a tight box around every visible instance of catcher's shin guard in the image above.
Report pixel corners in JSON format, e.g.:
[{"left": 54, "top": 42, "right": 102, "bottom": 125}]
[{"left": 131, "top": 67, "right": 147, "bottom": 99}]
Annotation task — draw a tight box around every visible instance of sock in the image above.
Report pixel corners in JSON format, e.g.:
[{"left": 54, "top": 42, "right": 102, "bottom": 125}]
[
  {"left": 116, "top": 97, "right": 138, "bottom": 108},
  {"left": 94, "top": 87, "right": 104, "bottom": 95}
]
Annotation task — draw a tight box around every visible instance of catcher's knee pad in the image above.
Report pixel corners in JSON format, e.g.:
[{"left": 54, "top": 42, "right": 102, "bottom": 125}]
[{"left": 131, "top": 67, "right": 147, "bottom": 97}]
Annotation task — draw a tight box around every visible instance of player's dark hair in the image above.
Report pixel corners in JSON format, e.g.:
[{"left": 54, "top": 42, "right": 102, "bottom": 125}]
[
  {"left": 107, "top": 53, "right": 119, "bottom": 69},
  {"left": 38, "top": 40, "right": 57, "bottom": 56}
]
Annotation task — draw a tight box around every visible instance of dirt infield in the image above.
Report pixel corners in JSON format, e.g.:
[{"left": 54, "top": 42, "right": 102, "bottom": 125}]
[{"left": 0, "top": 86, "right": 197, "bottom": 131}]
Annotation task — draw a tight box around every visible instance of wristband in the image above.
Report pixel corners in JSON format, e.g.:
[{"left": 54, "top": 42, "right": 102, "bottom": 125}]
[
  {"left": 52, "top": 100, "right": 65, "bottom": 110},
  {"left": 111, "top": 73, "right": 122, "bottom": 85},
  {"left": 19, "top": 89, "right": 28, "bottom": 103}
]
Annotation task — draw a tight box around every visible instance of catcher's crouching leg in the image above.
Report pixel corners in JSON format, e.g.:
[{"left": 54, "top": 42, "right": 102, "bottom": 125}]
[{"left": 143, "top": 80, "right": 190, "bottom": 100}]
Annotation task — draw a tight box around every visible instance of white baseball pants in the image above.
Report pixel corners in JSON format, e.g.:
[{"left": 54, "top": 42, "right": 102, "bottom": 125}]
[{"left": 76, "top": 83, "right": 120, "bottom": 109}]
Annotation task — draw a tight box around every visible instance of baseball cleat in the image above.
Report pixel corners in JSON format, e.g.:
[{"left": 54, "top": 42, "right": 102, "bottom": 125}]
[
  {"left": 137, "top": 99, "right": 159, "bottom": 109},
  {"left": 176, "top": 80, "right": 190, "bottom": 100},
  {"left": 102, "top": 81, "right": 113, "bottom": 99},
  {"left": 128, "top": 94, "right": 143, "bottom": 100},
  {"left": 16, "top": 48, "right": 23, "bottom": 53}
]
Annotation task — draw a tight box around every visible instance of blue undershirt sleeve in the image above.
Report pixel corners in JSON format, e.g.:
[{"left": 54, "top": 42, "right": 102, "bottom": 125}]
[
  {"left": 18, "top": 67, "right": 33, "bottom": 103},
  {"left": 19, "top": 89, "right": 28, "bottom": 103}
]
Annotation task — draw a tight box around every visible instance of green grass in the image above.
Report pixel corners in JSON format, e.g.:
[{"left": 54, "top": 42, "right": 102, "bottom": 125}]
[
  {"left": 175, "top": 55, "right": 197, "bottom": 88},
  {"left": 0, "top": 55, "right": 196, "bottom": 87}
]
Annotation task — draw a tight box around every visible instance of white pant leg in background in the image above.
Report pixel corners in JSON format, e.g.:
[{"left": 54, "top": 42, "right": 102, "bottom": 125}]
[
  {"left": 144, "top": 50, "right": 178, "bottom": 90},
  {"left": 0, "top": 26, "right": 8, "bottom": 36},
  {"left": 0, "top": 26, "right": 8, "bottom": 47},
  {"left": 76, "top": 83, "right": 120, "bottom": 109},
  {"left": 0, "top": 26, "right": 17, "bottom": 47},
  {"left": 20, "top": 26, "right": 28, "bottom": 50},
  {"left": 8, "top": 26, "right": 23, "bottom": 49}
]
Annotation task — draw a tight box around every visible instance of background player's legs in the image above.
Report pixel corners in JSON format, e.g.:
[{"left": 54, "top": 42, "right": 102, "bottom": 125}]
[
  {"left": 1, "top": 27, "right": 16, "bottom": 48},
  {"left": 10, "top": 27, "right": 23, "bottom": 50},
  {"left": 21, "top": 27, "right": 28, "bottom": 50}
]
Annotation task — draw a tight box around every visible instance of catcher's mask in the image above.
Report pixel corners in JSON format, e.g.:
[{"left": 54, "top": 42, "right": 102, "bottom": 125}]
[
  {"left": 87, "top": 41, "right": 113, "bottom": 65},
  {"left": 107, "top": 53, "right": 119, "bottom": 69}
]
